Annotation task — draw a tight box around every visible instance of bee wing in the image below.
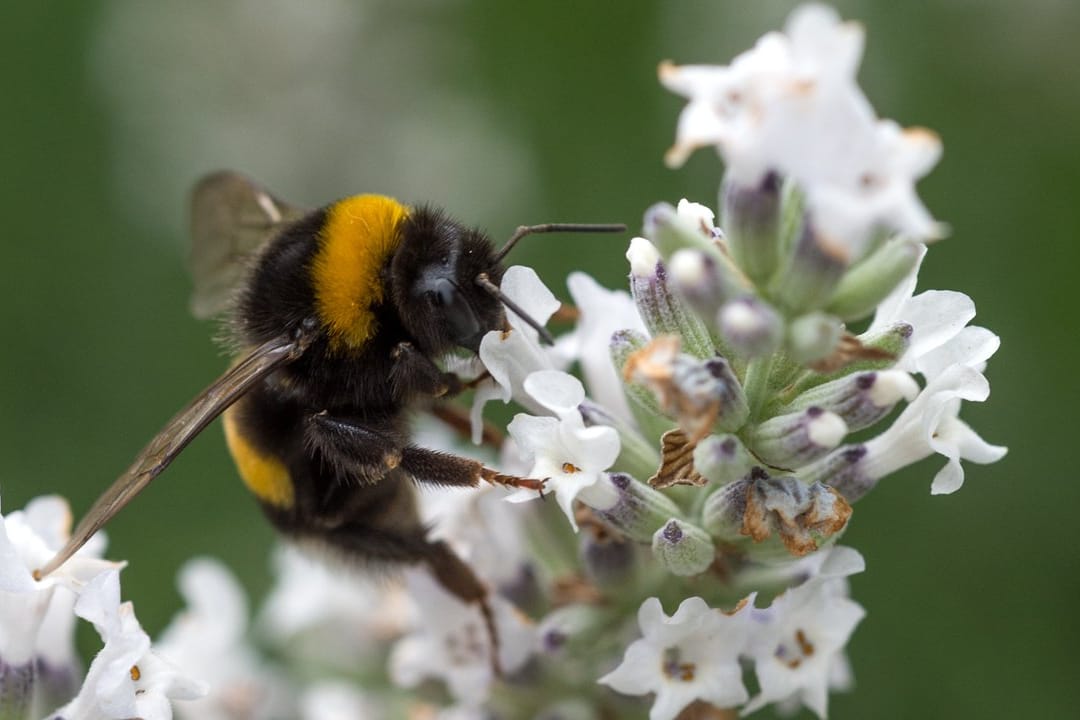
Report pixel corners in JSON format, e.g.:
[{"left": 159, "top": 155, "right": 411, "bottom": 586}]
[
  {"left": 38, "top": 330, "right": 314, "bottom": 578},
  {"left": 189, "top": 171, "right": 309, "bottom": 319}
]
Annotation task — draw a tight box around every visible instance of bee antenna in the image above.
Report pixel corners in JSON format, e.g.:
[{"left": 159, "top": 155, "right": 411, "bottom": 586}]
[
  {"left": 491, "top": 222, "right": 627, "bottom": 265},
  {"left": 475, "top": 273, "right": 556, "bottom": 346}
]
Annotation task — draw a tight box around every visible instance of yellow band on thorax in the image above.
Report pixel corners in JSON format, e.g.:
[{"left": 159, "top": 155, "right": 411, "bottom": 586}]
[{"left": 311, "top": 195, "right": 409, "bottom": 351}]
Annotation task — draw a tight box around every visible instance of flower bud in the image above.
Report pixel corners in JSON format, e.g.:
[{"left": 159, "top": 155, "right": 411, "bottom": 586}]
[
  {"left": 651, "top": 519, "right": 715, "bottom": 576},
  {"left": 800, "top": 444, "right": 875, "bottom": 502},
  {"left": 669, "top": 249, "right": 732, "bottom": 319},
  {"left": 592, "top": 472, "right": 684, "bottom": 543},
  {"left": 781, "top": 370, "right": 919, "bottom": 432},
  {"left": 771, "top": 223, "right": 848, "bottom": 313},
  {"left": 784, "top": 322, "right": 912, "bottom": 400},
  {"left": 701, "top": 467, "right": 852, "bottom": 557},
  {"left": 718, "top": 296, "right": 784, "bottom": 358},
  {"left": 722, "top": 173, "right": 782, "bottom": 283},
  {"left": 748, "top": 407, "right": 847, "bottom": 467},
  {"left": 580, "top": 532, "right": 638, "bottom": 590},
  {"left": 623, "top": 336, "right": 749, "bottom": 437},
  {"left": 627, "top": 237, "right": 715, "bottom": 358},
  {"left": 692, "top": 434, "right": 754, "bottom": 486},
  {"left": 537, "top": 604, "right": 610, "bottom": 658},
  {"left": 826, "top": 238, "right": 924, "bottom": 321},
  {"left": 642, "top": 201, "right": 717, "bottom": 258},
  {"left": 786, "top": 311, "right": 844, "bottom": 365},
  {"left": 610, "top": 329, "right": 673, "bottom": 439}
]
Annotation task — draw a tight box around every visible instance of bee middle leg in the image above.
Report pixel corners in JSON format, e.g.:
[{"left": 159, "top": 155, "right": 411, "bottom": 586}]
[
  {"left": 307, "top": 412, "right": 544, "bottom": 493},
  {"left": 400, "top": 445, "right": 546, "bottom": 493}
]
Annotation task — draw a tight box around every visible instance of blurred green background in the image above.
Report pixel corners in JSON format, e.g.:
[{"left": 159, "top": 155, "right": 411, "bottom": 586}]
[{"left": 2, "top": 0, "right": 1076, "bottom": 717}]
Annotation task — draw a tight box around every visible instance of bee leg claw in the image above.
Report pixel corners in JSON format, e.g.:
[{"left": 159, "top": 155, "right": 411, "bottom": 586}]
[{"left": 480, "top": 468, "right": 547, "bottom": 494}]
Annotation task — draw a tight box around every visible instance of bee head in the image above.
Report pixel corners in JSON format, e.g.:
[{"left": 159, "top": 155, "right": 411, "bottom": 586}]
[{"left": 391, "top": 207, "right": 506, "bottom": 354}]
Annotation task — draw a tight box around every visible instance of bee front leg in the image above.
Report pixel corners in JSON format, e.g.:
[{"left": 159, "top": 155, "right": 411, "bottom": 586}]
[
  {"left": 399, "top": 446, "right": 547, "bottom": 493},
  {"left": 390, "top": 341, "right": 466, "bottom": 400}
]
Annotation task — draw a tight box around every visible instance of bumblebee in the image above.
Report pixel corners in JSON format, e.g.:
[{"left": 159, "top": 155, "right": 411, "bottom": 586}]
[{"left": 39, "top": 171, "right": 623, "bottom": 648}]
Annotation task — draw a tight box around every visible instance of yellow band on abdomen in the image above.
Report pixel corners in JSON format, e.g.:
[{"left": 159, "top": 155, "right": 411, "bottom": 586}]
[{"left": 222, "top": 407, "right": 295, "bottom": 509}]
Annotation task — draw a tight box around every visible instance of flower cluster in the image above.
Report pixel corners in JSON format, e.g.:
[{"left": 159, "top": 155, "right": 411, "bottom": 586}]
[{"left": 0, "top": 4, "right": 1005, "bottom": 720}]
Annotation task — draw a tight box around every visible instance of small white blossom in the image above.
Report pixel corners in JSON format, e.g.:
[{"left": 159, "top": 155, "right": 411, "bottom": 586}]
[
  {"left": 0, "top": 495, "right": 118, "bottom": 667},
  {"left": 743, "top": 550, "right": 866, "bottom": 719},
  {"left": 389, "top": 569, "right": 534, "bottom": 707},
  {"left": 505, "top": 371, "right": 621, "bottom": 530},
  {"left": 422, "top": 485, "right": 532, "bottom": 588},
  {"left": 156, "top": 558, "right": 291, "bottom": 720},
  {"left": 863, "top": 363, "right": 1007, "bottom": 494},
  {"left": 47, "top": 570, "right": 206, "bottom": 720},
  {"left": 599, "top": 596, "right": 755, "bottom": 720},
  {"left": 559, "top": 271, "right": 647, "bottom": 426},
  {"left": 472, "top": 265, "right": 566, "bottom": 442},
  {"left": 298, "top": 681, "right": 382, "bottom": 720},
  {"left": 259, "top": 545, "right": 407, "bottom": 669},
  {"left": 662, "top": 4, "right": 942, "bottom": 256}
]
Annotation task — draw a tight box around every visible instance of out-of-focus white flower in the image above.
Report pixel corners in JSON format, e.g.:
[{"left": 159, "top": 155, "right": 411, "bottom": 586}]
[
  {"left": 422, "top": 485, "right": 531, "bottom": 588},
  {"left": 505, "top": 371, "right": 621, "bottom": 530},
  {"left": 46, "top": 570, "right": 206, "bottom": 720},
  {"left": 298, "top": 681, "right": 382, "bottom": 720},
  {"left": 559, "top": 271, "right": 647, "bottom": 426},
  {"left": 259, "top": 545, "right": 407, "bottom": 669},
  {"left": 662, "top": 4, "right": 942, "bottom": 257},
  {"left": 389, "top": 569, "right": 534, "bottom": 707},
  {"left": 156, "top": 558, "right": 292, "bottom": 720},
  {"left": 599, "top": 596, "right": 754, "bottom": 720},
  {"left": 472, "top": 266, "right": 566, "bottom": 442},
  {"left": 743, "top": 549, "right": 866, "bottom": 719}
]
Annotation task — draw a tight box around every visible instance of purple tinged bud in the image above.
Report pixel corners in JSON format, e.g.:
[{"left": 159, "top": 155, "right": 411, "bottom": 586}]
[
  {"left": 801, "top": 443, "right": 877, "bottom": 502},
  {"left": 722, "top": 173, "right": 783, "bottom": 284},
  {"left": 781, "top": 369, "right": 919, "bottom": 433},
  {"left": 592, "top": 473, "right": 684, "bottom": 543},
  {"left": 718, "top": 296, "right": 784, "bottom": 358},
  {"left": 626, "top": 237, "right": 715, "bottom": 359},
  {"left": 771, "top": 222, "right": 849, "bottom": 313},
  {"left": 650, "top": 519, "right": 715, "bottom": 576},
  {"left": 748, "top": 406, "right": 848, "bottom": 467},
  {"left": 693, "top": 434, "right": 754, "bottom": 485}
]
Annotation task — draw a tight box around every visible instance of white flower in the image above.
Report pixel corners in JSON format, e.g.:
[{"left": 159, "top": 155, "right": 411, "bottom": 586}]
[
  {"left": 504, "top": 371, "right": 621, "bottom": 530},
  {"left": 863, "top": 363, "right": 1007, "bottom": 494},
  {"left": 471, "top": 265, "right": 566, "bottom": 442},
  {"left": 421, "top": 485, "right": 532, "bottom": 588},
  {"left": 47, "top": 570, "right": 206, "bottom": 720},
  {"left": 389, "top": 569, "right": 534, "bottom": 706},
  {"left": 599, "top": 596, "right": 754, "bottom": 720},
  {"left": 661, "top": 4, "right": 941, "bottom": 256},
  {"left": 0, "top": 495, "right": 118, "bottom": 667},
  {"left": 298, "top": 681, "right": 382, "bottom": 720},
  {"left": 559, "top": 271, "right": 647, "bottom": 426},
  {"left": 743, "top": 552, "right": 866, "bottom": 719},
  {"left": 868, "top": 243, "right": 1000, "bottom": 381},
  {"left": 156, "top": 558, "right": 291, "bottom": 720},
  {"left": 259, "top": 545, "right": 408, "bottom": 669}
]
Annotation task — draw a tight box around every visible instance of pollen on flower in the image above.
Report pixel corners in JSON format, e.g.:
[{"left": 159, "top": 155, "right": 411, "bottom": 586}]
[
  {"left": 562, "top": 462, "right": 582, "bottom": 474},
  {"left": 130, "top": 665, "right": 141, "bottom": 681},
  {"left": 776, "top": 628, "right": 816, "bottom": 670},
  {"left": 662, "top": 647, "right": 697, "bottom": 682}
]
